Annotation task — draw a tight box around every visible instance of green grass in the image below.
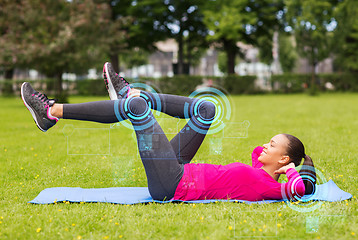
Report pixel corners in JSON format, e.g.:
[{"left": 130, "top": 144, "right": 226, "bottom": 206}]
[{"left": 1, "top": 93, "right": 357, "bottom": 239}]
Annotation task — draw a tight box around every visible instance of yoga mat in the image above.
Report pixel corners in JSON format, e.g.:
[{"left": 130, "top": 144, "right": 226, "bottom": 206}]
[{"left": 29, "top": 180, "right": 351, "bottom": 205}]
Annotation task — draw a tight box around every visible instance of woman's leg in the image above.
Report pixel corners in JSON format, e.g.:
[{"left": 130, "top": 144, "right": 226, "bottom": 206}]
[
  {"left": 139, "top": 91, "right": 216, "bottom": 164},
  {"left": 57, "top": 98, "right": 184, "bottom": 201},
  {"left": 61, "top": 89, "right": 217, "bottom": 165},
  {"left": 103, "top": 62, "right": 216, "bottom": 164}
]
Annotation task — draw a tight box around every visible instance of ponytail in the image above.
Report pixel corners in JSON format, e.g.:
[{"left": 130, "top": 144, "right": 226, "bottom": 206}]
[
  {"left": 299, "top": 155, "right": 316, "bottom": 195},
  {"left": 282, "top": 134, "right": 317, "bottom": 195}
]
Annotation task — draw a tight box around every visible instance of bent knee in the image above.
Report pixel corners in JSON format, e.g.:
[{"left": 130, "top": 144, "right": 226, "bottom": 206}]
[
  {"left": 149, "top": 189, "right": 174, "bottom": 201},
  {"left": 127, "top": 97, "right": 148, "bottom": 115},
  {"left": 199, "top": 100, "right": 216, "bottom": 119}
]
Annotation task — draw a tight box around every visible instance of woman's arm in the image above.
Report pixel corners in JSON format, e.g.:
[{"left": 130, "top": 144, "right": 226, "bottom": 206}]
[
  {"left": 251, "top": 146, "right": 264, "bottom": 168},
  {"left": 275, "top": 164, "right": 305, "bottom": 200}
]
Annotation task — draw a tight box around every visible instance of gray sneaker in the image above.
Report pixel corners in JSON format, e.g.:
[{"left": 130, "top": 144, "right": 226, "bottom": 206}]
[
  {"left": 103, "top": 62, "right": 131, "bottom": 100},
  {"left": 21, "top": 82, "right": 58, "bottom": 132}
]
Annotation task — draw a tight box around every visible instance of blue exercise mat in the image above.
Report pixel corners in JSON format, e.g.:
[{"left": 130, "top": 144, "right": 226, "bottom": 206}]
[{"left": 29, "top": 180, "right": 352, "bottom": 205}]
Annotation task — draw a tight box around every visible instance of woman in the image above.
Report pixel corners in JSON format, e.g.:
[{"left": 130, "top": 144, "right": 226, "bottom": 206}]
[{"left": 21, "top": 62, "right": 316, "bottom": 202}]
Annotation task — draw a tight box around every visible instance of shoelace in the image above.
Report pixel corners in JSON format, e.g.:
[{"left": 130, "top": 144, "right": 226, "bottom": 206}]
[
  {"left": 32, "top": 92, "right": 56, "bottom": 109},
  {"left": 115, "top": 73, "right": 131, "bottom": 97},
  {"left": 116, "top": 73, "right": 130, "bottom": 86}
]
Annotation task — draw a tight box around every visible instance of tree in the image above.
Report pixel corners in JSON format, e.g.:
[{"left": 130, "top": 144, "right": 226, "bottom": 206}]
[
  {"left": 285, "top": 0, "right": 337, "bottom": 93},
  {"left": 0, "top": 0, "right": 30, "bottom": 93},
  {"left": 9, "top": 0, "right": 112, "bottom": 101},
  {"left": 0, "top": 0, "right": 113, "bottom": 99},
  {"left": 333, "top": 0, "right": 358, "bottom": 72},
  {"left": 105, "top": 0, "right": 166, "bottom": 73},
  {"left": 166, "top": 0, "right": 208, "bottom": 75},
  {"left": 203, "top": 0, "right": 284, "bottom": 74},
  {"left": 129, "top": 0, "right": 209, "bottom": 75},
  {"left": 120, "top": 48, "right": 149, "bottom": 70},
  {"left": 278, "top": 33, "right": 298, "bottom": 72}
]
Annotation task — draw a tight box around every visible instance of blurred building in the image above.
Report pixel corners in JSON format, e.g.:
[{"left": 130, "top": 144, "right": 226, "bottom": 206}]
[
  {"left": 122, "top": 39, "right": 222, "bottom": 78},
  {"left": 4, "top": 39, "right": 333, "bottom": 84}
]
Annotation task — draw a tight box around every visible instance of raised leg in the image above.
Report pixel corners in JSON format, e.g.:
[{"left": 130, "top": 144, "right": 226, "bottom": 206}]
[
  {"left": 61, "top": 97, "right": 184, "bottom": 201},
  {"left": 140, "top": 91, "right": 216, "bottom": 164}
]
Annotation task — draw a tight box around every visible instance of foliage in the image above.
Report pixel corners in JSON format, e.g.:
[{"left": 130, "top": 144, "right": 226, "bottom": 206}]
[
  {"left": 271, "top": 73, "right": 358, "bottom": 93},
  {"left": 257, "top": 34, "right": 274, "bottom": 65},
  {"left": 271, "top": 73, "right": 311, "bottom": 93},
  {"left": 112, "top": 0, "right": 209, "bottom": 74},
  {"left": 203, "top": 0, "right": 284, "bottom": 74},
  {"left": 223, "top": 75, "right": 256, "bottom": 94},
  {"left": 278, "top": 33, "right": 298, "bottom": 73},
  {"left": 157, "top": 0, "right": 209, "bottom": 74},
  {"left": 218, "top": 51, "right": 228, "bottom": 74},
  {"left": 107, "top": 0, "right": 166, "bottom": 72},
  {"left": 0, "top": 0, "right": 114, "bottom": 101},
  {"left": 285, "top": 0, "right": 337, "bottom": 94},
  {"left": 333, "top": 0, "right": 358, "bottom": 72},
  {"left": 120, "top": 48, "right": 150, "bottom": 69},
  {"left": 76, "top": 80, "right": 108, "bottom": 96},
  {"left": 285, "top": 0, "right": 336, "bottom": 66},
  {"left": 319, "top": 73, "right": 358, "bottom": 91},
  {"left": 156, "top": 76, "right": 203, "bottom": 95},
  {"left": 0, "top": 1, "right": 27, "bottom": 71}
]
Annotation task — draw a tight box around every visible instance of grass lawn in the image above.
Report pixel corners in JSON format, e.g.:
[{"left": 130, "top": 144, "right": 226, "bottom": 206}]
[{"left": 1, "top": 93, "right": 357, "bottom": 239}]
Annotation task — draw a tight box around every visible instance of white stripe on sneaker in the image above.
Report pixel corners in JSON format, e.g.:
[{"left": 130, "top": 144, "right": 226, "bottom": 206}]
[
  {"left": 105, "top": 62, "right": 119, "bottom": 100},
  {"left": 21, "top": 83, "right": 47, "bottom": 132}
]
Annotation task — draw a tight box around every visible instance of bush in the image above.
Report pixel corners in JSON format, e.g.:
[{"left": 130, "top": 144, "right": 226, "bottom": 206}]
[
  {"left": 0, "top": 75, "right": 258, "bottom": 97},
  {"left": 142, "top": 75, "right": 256, "bottom": 95},
  {"left": 271, "top": 73, "right": 311, "bottom": 93},
  {"left": 319, "top": 73, "right": 358, "bottom": 91},
  {"left": 155, "top": 75, "right": 203, "bottom": 95},
  {"left": 223, "top": 75, "right": 256, "bottom": 94},
  {"left": 0, "top": 79, "right": 14, "bottom": 96},
  {"left": 76, "top": 79, "right": 108, "bottom": 96},
  {"left": 5, "top": 72, "right": 357, "bottom": 97}
]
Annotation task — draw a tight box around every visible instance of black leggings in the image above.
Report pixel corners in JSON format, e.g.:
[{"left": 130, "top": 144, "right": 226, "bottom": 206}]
[{"left": 63, "top": 92, "right": 215, "bottom": 200}]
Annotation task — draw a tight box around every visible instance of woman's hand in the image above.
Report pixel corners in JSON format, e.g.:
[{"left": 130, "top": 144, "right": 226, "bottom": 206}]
[{"left": 274, "top": 162, "right": 296, "bottom": 175}]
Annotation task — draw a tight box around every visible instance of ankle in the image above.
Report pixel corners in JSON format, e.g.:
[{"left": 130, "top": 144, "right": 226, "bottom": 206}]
[
  {"left": 128, "top": 88, "right": 141, "bottom": 98},
  {"left": 50, "top": 104, "right": 63, "bottom": 118}
]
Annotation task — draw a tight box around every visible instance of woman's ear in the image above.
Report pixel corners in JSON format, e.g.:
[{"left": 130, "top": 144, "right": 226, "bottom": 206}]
[{"left": 278, "top": 155, "right": 290, "bottom": 165}]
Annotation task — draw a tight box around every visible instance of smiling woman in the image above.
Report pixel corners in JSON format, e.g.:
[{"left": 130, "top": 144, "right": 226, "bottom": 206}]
[
  {"left": 20, "top": 62, "right": 311, "bottom": 202},
  {"left": 259, "top": 134, "right": 316, "bottom": 195}
]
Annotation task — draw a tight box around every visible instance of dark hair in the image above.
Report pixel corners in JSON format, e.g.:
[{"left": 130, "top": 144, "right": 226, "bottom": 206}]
[{"left": 282, "top": 134, "right": 316, "bottom": 195}]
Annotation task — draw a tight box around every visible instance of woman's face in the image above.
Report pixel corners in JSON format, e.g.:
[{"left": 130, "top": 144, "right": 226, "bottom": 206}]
[{"left": 258, "top": 134, "right": 289, "bottom": 165}]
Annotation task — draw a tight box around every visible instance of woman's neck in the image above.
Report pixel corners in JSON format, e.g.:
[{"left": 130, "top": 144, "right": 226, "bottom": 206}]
[{"left": 261, "top": 165, "right": 280, "bottom": 181}]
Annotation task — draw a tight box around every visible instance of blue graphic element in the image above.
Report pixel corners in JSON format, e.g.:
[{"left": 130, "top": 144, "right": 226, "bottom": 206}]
[
  {"left": 113, "top": 83, "right": 161, "bottom": 131},
  {"left": 281, "top": 166, "right": 327, "bottom": 212},
  {"left": 306, "top": 216, "right": 319, "bottom": 233},
  {"left": 138, "top": 134, "right": 153, "bottom": 151},
  {"left": 129, "top": 82, "right": 161, "bottom": 113},
  {"left": 184, "top": 87, "right": 231, "bottom": 134}
]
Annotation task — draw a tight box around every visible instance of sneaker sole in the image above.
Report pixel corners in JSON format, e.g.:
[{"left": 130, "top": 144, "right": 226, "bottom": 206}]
[
  {"left": 104, "top": 63, "right": 119, "bottom": 100},
  {"left": 21, "top": 82, "right": 47, "bottom": 132}
]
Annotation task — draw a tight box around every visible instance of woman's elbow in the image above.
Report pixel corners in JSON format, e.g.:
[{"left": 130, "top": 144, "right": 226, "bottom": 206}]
[{"left": 296, "top": 181, "right": 306, "bottom": 197}]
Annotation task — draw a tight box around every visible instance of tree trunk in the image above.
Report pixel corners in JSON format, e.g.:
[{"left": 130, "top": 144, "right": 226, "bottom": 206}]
[
  {"left": 177, "top": 32, "right": 184, "bottom": 75},
  {"left": 4, "top": 68, "right": 14, "bottom": 95},
  {"left": 54, "top": 73, "right": 68, "bottom": 103},
  {"left": 110, "top": 54, "right": 120, "bottom": 73},
  {"left": 309, "top": 62, "right": 318, "bottom": 95},
  {"left": 5, "top": 68, "right": 14, "bottom": 79},
  {"left": 224, "top": 40, "right": 236, "bottom": 74},
  {"left": 186, "top": 38, "right": 191, "bottom": 74},
  {"left": 309, "top": 46, "right": 318, "bottom": 95}
]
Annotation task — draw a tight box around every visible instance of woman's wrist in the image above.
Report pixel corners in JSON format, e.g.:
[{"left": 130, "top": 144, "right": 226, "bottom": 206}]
[{"left": 284, "top": 163, "right": 296, "bottom": 174}]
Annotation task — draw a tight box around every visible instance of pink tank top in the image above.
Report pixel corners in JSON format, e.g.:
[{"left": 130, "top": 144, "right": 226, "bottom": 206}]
[{"left": 173, "top": 146, "right": 305, "bottom": 201}]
